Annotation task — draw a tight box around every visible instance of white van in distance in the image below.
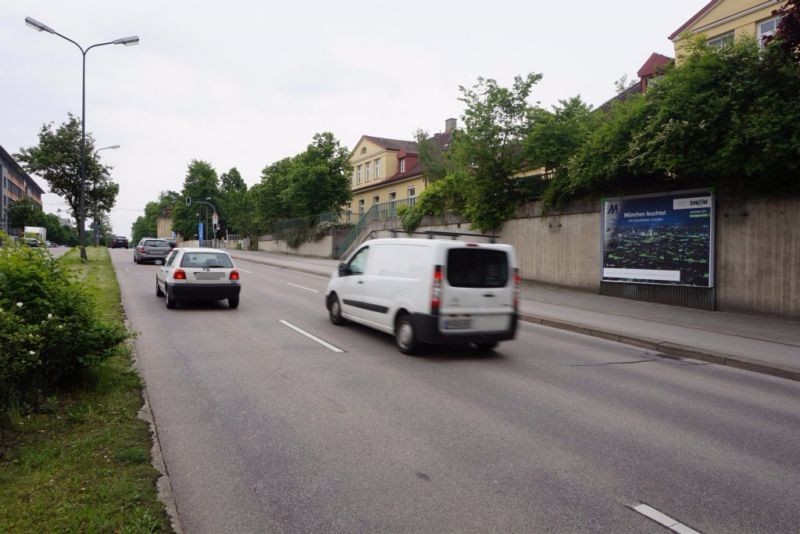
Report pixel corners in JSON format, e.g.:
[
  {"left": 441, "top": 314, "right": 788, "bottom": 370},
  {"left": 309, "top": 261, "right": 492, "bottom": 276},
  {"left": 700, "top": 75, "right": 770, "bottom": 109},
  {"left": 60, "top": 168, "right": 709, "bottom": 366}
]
[{"left": 325, "top": 237, "right": 520, "bottom": 354}]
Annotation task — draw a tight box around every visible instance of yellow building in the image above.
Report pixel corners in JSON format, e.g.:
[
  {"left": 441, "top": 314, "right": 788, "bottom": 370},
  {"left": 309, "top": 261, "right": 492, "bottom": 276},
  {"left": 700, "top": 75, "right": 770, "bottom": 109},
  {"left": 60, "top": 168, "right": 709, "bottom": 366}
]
[
  {"left": 670, "top": 0, "right": 787, "bottom": 60},
  {"left": 346, "top": 119, "right": 455, "bottom": 220}
]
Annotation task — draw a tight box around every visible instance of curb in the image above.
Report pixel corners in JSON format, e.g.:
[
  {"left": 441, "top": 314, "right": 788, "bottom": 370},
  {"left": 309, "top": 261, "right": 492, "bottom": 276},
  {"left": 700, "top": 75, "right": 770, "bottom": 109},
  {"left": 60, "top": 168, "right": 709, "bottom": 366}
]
[
  {"left": 518, "top": 313, "right": 800, "bottom": 382},
  {"left": 231, "top": 252, "right": 800, "bottom": 383}
]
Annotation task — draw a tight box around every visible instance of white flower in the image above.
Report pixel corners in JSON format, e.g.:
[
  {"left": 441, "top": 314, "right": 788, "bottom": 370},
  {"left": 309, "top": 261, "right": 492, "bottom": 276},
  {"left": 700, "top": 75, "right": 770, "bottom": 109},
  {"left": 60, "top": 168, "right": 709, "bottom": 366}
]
[
  {"left": 58, "top": 325, "right": 64, "bottom": 330},
  {"left": 16, "top": 302, "right": 23, "bottom": 308},
  {"left": 29, "top": 351, "right": 35, "bottom": 355},
  {"left": 47, "top": 313, "right": 53, "bottom": 319}
]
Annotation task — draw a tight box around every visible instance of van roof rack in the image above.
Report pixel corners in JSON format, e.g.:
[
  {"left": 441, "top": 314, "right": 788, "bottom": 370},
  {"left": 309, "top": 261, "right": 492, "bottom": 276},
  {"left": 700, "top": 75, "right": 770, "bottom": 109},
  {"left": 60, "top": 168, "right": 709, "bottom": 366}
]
[{"left": 388, "top": 229, "right": 498, "bottom": 243}]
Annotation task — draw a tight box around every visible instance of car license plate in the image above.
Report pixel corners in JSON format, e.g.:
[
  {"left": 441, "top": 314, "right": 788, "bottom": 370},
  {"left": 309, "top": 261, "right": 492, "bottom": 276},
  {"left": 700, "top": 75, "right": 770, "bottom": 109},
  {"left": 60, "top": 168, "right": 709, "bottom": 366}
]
[{"left": 444, "top": 318, "right": 471, "bottom": 330}]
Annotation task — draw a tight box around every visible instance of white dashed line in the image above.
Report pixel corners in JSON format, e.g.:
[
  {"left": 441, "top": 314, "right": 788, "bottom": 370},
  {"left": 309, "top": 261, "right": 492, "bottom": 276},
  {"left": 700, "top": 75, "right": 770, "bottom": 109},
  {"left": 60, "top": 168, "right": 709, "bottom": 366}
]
[
  {"left": 632, "top": 504, "right": 700, "bottom": 534},
  {"left": 279, "top": 320, "right": 343, "bottom": 353},
  {"left": 287, "top": 282, "right": 319, "bottom": 293},
  {"left": 239, "top": 269, "right": 254, "bottom": 274}
]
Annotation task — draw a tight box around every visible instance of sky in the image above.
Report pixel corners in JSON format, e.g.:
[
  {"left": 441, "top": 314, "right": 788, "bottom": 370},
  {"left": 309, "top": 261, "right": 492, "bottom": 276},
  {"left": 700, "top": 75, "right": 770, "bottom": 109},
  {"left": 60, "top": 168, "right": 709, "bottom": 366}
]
[{"left": 2, "top": 0, "right": 707, "bottom": 238}]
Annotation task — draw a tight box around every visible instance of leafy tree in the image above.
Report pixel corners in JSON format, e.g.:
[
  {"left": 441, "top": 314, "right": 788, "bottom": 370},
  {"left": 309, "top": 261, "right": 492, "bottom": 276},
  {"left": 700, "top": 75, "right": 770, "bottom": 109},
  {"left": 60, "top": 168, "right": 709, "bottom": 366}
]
[
  {"left": 284, "top": 132, "right": 352, "bottom": 217},
  {"left": 220, "top": 167, "right": 246, "bottom": 194},
  {"left": 447, "top": 74, "right": 543, "bottom": 231},
  {"left": 525, "top": 96, "right": 595, "bottom": 173},
  {"left": 415, "top": 129, "right": 448, "bottom": 183},
  {"left": 131, "top": 191, "right": 179, "bottom": 243},
  {"left": 6, "top": 198, "right": 44, "bottom": 229},
  {"left": 171, "top": 160, "right": 220, "bottom": 239},
  {"left": 42, "top": 213, "right": 77, "bottom": 246},
  {"left": 768, "top": 0, "right": 800, "bottom": 61},
  {"left": 15, "top": 114, "right": 112, "bottom": 244},
  {"left": 256, "top": 157, "right": 294, "bottom": 226}
]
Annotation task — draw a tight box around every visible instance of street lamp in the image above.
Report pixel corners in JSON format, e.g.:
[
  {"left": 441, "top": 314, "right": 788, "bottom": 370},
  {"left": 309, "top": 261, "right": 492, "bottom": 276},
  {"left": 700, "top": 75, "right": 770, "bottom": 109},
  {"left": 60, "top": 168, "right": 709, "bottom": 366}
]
[{"left": 25, "top": 16, "right": 138, "bottom": 261}]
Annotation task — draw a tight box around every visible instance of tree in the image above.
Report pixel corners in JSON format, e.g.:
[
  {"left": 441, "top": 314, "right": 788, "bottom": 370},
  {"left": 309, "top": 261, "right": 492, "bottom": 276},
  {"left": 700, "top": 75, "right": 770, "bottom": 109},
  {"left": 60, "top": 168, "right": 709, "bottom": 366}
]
[
  {"left": 769, "top": 0, "right": 800, "bottom": 61},
  {"left": 415, "top": 129, "right": 448, "bottom": 183},
  {"left": 171, "top": 160, "right": 220, "bottom": 239},
  {"left": 131, "top": 191, "right": 178, "bottom": 243},
  {"left": 447, "top": 73, "right": 543, "bottom": 231},
  {"left": 6, "top": 198, "right": 44, "bottom": 229},
  {"left": 220, "top": 167, "right": 246, "bottom": 194},
  {"left": 525, "top": 96, "right": 595, "bottom": 173},
  {"left": 15, "top": 114, "right": 112, "bottom": 243},
  {"left": 284, "top": 132, "right": 352, "bottom": 217}
]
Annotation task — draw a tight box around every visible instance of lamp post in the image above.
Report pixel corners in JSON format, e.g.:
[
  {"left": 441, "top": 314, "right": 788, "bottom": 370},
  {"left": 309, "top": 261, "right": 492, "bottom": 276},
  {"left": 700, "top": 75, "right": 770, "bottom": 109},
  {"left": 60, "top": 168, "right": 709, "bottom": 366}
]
[{"left": 25, "top": 16, "right": 138, "bottom": 261}]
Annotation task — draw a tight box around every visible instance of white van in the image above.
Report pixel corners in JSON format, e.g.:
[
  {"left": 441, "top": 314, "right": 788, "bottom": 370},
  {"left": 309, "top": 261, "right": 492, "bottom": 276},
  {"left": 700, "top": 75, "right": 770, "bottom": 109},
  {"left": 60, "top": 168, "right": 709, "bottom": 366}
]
[{"left": 325, "top": 237, "right": 520, "bottom": 354}]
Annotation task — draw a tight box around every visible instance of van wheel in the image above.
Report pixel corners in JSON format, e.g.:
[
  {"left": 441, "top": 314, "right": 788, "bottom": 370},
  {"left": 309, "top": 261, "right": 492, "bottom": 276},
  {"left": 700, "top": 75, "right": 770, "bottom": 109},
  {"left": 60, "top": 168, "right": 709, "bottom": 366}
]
[
  {"left": 395, "top": 314, "right": 419, "bottom": 355},
  {"left": 329, "top": 294, "right": 346, "bottom": 325},
  {"left": 475, "top": 342, "right": 498, "bottom": 351},
  {"left": 156, "top": 279, "right": 164, "bottom": 297}
]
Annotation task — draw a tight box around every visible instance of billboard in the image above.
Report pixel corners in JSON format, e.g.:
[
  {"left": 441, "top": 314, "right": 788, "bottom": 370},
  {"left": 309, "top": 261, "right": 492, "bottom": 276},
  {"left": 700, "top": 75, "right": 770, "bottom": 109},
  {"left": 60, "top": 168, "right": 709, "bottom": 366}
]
[{"left": 601, "top": 189, "right": 714, "bottom": 287}]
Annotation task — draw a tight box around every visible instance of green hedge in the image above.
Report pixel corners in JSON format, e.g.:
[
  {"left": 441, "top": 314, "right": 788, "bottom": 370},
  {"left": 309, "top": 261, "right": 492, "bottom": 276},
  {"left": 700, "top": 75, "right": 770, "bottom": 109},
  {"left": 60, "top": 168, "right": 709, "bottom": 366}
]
[{"left": 0, "top": 241, "right": 127, "bottom": 412}]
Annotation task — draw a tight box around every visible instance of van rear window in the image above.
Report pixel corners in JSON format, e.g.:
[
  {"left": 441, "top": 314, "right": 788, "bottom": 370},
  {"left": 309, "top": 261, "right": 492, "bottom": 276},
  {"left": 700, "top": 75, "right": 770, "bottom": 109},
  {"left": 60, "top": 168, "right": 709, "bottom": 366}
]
[{"left": 447, "top": 249, "right": 508, "bottom": 288}]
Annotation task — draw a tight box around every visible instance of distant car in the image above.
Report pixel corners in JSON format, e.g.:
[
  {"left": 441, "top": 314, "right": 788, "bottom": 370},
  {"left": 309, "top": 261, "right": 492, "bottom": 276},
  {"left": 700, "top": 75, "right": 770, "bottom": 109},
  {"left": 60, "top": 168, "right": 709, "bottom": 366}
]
[
  {"left": 110, "top": 236, "right": 129, "bottom": 249},
  {"left": 24, "top": 238, "right": 40, "bottom": 247},
  {"left": 155, "top": 247, "right": 241, "bottom": 309},
  {"left": 134, "top": 238, "right": 171, "bottom": 264}
]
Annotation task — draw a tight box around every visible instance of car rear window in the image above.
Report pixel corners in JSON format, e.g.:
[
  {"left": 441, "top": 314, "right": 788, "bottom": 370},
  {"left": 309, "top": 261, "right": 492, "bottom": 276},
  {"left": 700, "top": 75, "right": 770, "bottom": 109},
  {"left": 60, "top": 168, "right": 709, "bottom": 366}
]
[
  {"left": 144, "top": 240, "right": 169, "bottom": 247},
  {"left": 447, "top": 248, "right": 509, "bottom": 288},
  {"left": 180, "top": 252, "right": 234, "bottom": 268}
]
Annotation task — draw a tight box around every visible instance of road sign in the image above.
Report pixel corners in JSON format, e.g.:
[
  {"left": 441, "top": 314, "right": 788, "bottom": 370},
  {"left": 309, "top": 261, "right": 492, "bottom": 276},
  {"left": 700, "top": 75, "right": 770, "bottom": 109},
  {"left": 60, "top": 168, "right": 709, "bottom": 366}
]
[{"left": 212, "top": 212, "right": 219, "bottom": 227}]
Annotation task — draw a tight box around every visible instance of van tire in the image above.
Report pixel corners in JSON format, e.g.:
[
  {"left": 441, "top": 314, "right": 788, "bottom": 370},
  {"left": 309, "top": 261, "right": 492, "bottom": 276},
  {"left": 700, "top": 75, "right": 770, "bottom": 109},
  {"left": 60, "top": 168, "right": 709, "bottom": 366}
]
[
  {"left": 329, "top": 294, "right": 346, "bottom": 325},
  {"left": 475, "top": 341, "right": 498, "bottom": 351},
  {"left": 395, "top": 314, "right": 419, "bottom": 355}
]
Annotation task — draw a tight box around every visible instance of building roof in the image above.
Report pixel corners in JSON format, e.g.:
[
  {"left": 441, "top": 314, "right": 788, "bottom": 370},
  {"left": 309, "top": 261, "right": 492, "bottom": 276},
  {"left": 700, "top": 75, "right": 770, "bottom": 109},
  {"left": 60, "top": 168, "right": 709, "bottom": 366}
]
[
  {"left": 669, "top": 0, "right": 722, "bottom": 40},
  {"left": 637, "top": 53, "right": 673, "bottom": 78},
  {"left": 0, "top": 144, "right": 45, "bottom": 196},
  {"left": 361, "top": 135, "right": 419, "bottom": 153}
]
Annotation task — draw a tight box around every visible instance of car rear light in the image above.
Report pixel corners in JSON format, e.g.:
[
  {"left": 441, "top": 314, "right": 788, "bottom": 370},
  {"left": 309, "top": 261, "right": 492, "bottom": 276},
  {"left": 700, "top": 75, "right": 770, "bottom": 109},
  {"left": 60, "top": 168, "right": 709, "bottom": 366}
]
[
  {"left": 138, "top": 246, "right": 144, "bottom": 253},
  {"left": 173, "top": 269, "right": 186, "bottom": 280},
  {"left": 513, "top": 268, "right": 521, "bottom": 311},
  {"left": 229, "top": 270, "right": 240, "bottom": 281},
  {"left": 431, "top": 265, "right": 442, "bottom": 315}
]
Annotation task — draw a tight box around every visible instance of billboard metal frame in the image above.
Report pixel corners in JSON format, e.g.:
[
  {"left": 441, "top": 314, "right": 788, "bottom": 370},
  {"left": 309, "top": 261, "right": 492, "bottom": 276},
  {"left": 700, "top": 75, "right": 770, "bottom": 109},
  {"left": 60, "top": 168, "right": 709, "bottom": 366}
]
[{"left": 599, "top": 188, "right": 715, "bottom": 288}]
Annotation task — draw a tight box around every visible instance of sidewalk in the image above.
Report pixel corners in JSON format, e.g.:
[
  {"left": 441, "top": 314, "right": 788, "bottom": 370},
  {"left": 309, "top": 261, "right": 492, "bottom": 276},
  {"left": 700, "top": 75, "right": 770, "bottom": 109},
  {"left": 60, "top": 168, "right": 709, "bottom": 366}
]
[{"left": 229, "top": 249, "right": 800, "bottom": 381}]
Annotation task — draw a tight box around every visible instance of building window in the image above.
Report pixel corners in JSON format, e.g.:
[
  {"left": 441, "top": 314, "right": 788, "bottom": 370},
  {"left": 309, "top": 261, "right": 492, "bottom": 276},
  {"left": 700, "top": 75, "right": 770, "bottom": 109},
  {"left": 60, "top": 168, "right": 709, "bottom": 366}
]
[
  {"left": 408, "top": 186, "right": 416, "bottom": 205},
  {"left": 365, "top": 161, "right": 371, "bottom": 181},
  {"left": 400, "top": 158, "right": 406, "bottom": 173},
  {"left": 356, "top": 165, "right": 362, "bottom": 184},
  {"left": 374, "top": 158, "right": 381, "bottom": 178},
  {"left": 389, "top": 191, "right": 396, "bottom": 202},
  {"left": 758, "top": 16, "right": 781, "bottom": 47},
  {"left": 361, "top": 147, "right": 367, "bottom": 155},
  {"left": 373, "top": 195, "right": 379, "bottom": 205},
  {"left": 359, "top": 198, "right": 365, "bottom": 216},
  {"left": 707, "top": 31, "right": 734, "bottom": 49}
]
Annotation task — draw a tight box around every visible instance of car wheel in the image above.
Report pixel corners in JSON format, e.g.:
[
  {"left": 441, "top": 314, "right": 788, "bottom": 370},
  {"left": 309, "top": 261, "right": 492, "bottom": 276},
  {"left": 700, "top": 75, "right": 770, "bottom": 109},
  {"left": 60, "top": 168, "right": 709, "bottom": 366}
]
[
  {"left": 165, "top": 285, "right": 177, "bottom": 309},
  {"left": 395, "top": 313, "right": 419, "bottom": 355},
  {"left": 228, "top": 296, "right": 239, "bottom": 309},
  {"left": 328, "top": 294, "right": 346, "bottom": 326},
  {"left": 475, "top": 342, "right": 498, "bottom": 351},
  {"left": 156, "top": 278, "right": 164, "bottom": 297}
]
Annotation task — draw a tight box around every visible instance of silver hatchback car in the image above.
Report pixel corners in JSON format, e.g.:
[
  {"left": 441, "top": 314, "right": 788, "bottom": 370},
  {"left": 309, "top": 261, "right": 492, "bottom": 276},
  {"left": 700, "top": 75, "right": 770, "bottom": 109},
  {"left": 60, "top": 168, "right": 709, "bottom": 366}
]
[{"left": 134, "top": 238, "right": 172, "bottom": 264}]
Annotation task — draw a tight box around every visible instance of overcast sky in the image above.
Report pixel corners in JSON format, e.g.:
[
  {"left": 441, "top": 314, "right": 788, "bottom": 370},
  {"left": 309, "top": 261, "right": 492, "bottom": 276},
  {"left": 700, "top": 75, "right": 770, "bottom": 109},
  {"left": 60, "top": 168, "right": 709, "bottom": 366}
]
[{"left": 3, "top": 0, "right": 706, "bottom": 237}]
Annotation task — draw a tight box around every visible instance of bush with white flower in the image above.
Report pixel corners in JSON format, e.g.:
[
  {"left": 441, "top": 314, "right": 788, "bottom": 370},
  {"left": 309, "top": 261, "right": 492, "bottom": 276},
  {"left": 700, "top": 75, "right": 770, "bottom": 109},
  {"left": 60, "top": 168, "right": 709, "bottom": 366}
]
[{"left": 0, "top": 236, "right": 127, "bottom": 411}]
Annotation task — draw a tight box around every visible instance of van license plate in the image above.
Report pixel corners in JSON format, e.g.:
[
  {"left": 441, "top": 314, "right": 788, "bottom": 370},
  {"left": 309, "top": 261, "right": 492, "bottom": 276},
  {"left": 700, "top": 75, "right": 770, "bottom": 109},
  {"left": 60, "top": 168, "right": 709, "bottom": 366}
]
[{"left": 445, "top": 318, "right": 471, "bottom": 330}]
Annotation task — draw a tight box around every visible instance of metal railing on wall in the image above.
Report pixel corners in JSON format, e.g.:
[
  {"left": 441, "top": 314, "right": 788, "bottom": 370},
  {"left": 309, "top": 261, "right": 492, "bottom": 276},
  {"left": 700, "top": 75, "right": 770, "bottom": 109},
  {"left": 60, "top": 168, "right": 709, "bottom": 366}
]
[{"left": 334, "top": 198, "right": 416, "bottom": 258}]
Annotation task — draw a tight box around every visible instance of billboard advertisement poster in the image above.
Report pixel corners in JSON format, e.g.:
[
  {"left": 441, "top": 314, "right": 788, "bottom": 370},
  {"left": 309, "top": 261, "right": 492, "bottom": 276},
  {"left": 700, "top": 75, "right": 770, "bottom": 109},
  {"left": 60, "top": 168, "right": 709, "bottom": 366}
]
[{"left": 601, "top": 189, "right": 714, "bottom": 287}]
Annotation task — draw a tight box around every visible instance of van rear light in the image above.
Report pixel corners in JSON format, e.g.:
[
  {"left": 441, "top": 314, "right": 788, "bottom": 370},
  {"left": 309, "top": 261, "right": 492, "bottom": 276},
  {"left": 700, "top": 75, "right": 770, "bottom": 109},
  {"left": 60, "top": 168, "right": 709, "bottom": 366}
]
[
  {"left": 229, "top": 270, "right": 240, "bottom": 281},
  {"left": 466, "top": 242, "right": 479, "bottom": 247},
  {"left": 173, "top": 269, "right": 186, "bottom": 280},
  {"left": 513, "top": 268, "right": 521, "bottom": 311},
  {"left": 431, "top": 265, "right": 443, "bottom": 315}
]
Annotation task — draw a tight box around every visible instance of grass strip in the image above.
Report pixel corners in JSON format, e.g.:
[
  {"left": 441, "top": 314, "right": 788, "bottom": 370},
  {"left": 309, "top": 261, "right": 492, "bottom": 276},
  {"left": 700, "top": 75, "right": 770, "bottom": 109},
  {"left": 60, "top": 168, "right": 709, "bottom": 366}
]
[{"left": 0, "top": 247, "right": 171, "bottom": 533}]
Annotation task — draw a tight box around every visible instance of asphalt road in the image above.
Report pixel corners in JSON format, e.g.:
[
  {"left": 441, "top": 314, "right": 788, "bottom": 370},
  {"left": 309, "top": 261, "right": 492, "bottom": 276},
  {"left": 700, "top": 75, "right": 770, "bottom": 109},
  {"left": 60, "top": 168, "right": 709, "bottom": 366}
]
[{"left": 111, "top": 249, "right": 800, "bottom": 533}]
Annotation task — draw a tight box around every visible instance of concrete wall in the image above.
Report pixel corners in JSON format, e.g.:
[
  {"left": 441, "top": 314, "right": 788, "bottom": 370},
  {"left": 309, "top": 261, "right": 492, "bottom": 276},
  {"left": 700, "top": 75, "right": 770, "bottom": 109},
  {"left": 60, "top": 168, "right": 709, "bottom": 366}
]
[
  {"left": 258, "top": 234, "right": 333, "bottom": 258},
  {"left": 716, "top": 196, "right": 800, "bottom": 317}
]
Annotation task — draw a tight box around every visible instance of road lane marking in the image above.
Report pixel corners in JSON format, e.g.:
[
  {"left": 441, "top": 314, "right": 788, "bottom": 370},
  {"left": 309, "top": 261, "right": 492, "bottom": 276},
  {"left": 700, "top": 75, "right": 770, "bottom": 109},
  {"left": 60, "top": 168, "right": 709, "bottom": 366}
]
[
  {"left": 631, "top": 504, "right": 700, "bottom": 534},
  {"left": 239, "top": 269, "right": 254, "bottom": 274},
  {"left": 279, "top": 320, "right": 343, "bottom": 353},
  {"left": 287, "top": 282, "right": 319, "bottom": 293}
]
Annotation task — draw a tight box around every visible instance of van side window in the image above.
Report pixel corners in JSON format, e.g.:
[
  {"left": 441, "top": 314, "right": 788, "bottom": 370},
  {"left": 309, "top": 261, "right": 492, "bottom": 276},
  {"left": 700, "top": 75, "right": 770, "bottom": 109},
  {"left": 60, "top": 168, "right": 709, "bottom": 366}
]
[
  {"left": 447, "top": 249, "right": 509, "bottom": 288},
  {"left": 348, "top": 247, "right": 369, "bottom": 275}
]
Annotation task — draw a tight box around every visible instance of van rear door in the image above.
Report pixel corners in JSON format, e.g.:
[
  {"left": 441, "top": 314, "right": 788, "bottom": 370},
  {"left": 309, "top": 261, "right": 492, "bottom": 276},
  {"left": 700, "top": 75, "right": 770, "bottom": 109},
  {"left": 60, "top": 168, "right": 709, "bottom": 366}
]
[{"left": 440, "top": 246, "right": 514, "bottom": 333}]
